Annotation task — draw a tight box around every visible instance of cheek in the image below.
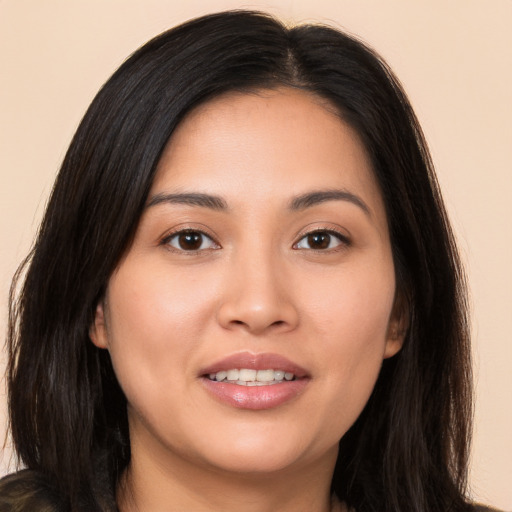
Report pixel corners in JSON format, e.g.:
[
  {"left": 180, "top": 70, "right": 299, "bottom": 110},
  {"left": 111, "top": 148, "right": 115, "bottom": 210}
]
[
  {"left": 103, "top": 261, "right": 219, "bottom": 404},
  {"left": 108, "top": 259, "right": 219, "bottom": 339},
  {"left": 304, "top": 256, "right": 396, "bottom": 352},
  {"left": 299, "top": 258, "right": 395, "bottom": 434}
]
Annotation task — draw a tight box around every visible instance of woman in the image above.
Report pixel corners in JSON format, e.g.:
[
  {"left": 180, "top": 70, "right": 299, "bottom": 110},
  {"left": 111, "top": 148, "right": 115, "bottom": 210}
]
[{"left": 0, "top": 10, "right": 494, "bottom": 512}]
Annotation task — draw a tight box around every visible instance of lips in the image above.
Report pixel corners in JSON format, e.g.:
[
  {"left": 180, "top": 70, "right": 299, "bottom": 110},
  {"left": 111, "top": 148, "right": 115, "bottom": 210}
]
[
  {"left": 199, "top": 352, "right": 310, "bottom": 410},
  {"left": 200, "top": 352, "right": 309, "bottom": 378}
]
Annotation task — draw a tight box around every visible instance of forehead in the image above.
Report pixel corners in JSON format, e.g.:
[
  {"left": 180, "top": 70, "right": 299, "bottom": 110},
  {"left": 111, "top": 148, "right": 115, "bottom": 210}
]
[{"left": 152, "top": 87, "right": 384, "bottom": 219}]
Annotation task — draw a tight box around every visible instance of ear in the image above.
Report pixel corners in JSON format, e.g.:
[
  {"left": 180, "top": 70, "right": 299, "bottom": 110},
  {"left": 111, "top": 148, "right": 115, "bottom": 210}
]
[
  {"left": 384, "top": 293, "right": 409, "bottom": 359},
  {"left": 89, "top": 301, "right": 109, "bottom": 349}
]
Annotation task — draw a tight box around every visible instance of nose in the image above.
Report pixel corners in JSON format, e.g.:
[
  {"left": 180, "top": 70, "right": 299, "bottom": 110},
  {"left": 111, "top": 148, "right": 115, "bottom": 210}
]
[{"left": 216, "top": 251, "right": 299, "bottom": 336}]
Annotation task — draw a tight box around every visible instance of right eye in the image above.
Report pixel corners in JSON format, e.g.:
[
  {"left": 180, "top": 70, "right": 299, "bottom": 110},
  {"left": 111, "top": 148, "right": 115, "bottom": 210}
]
[
  {"left": 163, "top": 230, "right": 219, "bottom": 252},
  {"left": 293, "top": 229, "right": 350, "bottom": 251}
]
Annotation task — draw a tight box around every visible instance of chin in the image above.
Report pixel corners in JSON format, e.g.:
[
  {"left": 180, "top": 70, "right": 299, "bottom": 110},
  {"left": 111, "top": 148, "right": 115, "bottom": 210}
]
[
  {"left": 193, "top": 428, "right": 327, "bottom": 476},
  {"left": 204, "top": 449, "right": 304, "bottom": 475}
]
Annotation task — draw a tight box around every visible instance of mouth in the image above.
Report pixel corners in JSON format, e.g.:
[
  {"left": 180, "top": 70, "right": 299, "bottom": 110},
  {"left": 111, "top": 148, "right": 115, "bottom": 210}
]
[
  {"left": 199, "top": 352, "right": 310, "bottom": 410},
  {"left": 206, "top": 368, "right": 297, "bottom": 386}
]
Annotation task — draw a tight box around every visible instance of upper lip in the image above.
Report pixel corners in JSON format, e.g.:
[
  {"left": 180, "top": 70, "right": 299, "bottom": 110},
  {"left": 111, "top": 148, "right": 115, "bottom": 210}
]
[{"left": 200, "top": 351, "right": 309, "bottom": 378}]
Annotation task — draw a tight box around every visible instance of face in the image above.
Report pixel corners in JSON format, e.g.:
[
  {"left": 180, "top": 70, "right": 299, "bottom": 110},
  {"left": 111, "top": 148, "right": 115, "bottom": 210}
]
[{"left": 91, "top": 88, "right": 404, "bottom": 477}]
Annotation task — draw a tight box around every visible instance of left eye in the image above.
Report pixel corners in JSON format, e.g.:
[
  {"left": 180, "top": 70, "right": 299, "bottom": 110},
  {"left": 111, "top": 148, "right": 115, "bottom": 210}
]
[
  {"left": 294, "top": 231, "right": 348, "bottom": 250},
  {"left": 164, "top": 230, "right": 219, "bottom": 251}
]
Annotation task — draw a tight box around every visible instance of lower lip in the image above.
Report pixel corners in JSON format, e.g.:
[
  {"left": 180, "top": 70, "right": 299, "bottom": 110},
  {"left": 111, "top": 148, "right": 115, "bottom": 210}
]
[{"left": 201, "top": 378, "right": 309, "bottom": 410}]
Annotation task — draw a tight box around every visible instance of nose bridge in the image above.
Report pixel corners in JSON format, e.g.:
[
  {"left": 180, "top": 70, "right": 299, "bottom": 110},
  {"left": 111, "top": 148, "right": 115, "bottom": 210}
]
[{"left": 216, "top": 238, "right": 298, "bottom": 334}]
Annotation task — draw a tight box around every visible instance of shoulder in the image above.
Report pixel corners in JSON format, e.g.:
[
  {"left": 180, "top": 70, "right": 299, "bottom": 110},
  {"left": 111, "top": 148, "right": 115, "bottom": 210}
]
[{"left": 0, "top": 469, "right": 66, "bottom": 512}]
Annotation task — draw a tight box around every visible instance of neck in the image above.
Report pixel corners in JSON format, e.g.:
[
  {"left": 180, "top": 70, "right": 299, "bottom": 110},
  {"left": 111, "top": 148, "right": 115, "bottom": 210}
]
[{"left": 118, "top": 430, "right": 342, "bottom": 512}]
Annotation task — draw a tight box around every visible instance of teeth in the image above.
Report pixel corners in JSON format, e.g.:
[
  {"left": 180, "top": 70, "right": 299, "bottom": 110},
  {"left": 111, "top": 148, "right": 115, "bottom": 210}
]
[
  {"left": 209, "top": 369, "right": 296, "bottom": 384},
  {"left": 274, "top": 370, "right": 285, "bottom": 381},
  {"left": 215, "top": 371, "right": 228, "bottom": 382},
  {"left": 236, "top": 380, "right": 279, "bottom": 386},
  {"left": 256, "top": 369, "right": 274, "bottom": 382},
  {"left": 226, "top": 369, "right": 239, "bottom": 381},
  {"left": 238, "top": 369, "right": 257, "bottom": 381}
]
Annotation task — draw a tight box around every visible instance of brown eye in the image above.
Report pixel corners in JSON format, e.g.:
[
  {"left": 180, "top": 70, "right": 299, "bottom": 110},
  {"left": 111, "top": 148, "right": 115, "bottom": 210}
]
[
  {"left": 307, "top": 232, "right": 330, "bottom": 249},
  {"left": 178, "top": 232, "right": 203, "bottom": 250},
  {"left": 165, "top": 230, "right": 218, "bottom": 251},
  {"left": 294, "top": 230, "right": 349, "bottom": 251}
]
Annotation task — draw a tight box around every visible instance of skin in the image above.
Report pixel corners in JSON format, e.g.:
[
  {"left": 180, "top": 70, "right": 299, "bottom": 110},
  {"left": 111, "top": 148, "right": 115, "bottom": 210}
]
[{"left": 90, "top": 87, "right": 405, "bottom": 512}]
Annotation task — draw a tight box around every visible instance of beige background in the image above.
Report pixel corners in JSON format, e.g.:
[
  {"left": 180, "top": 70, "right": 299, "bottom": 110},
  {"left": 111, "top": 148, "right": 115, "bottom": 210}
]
[{"left": 1, "top": 0, "right": 511, "bottom": 509}]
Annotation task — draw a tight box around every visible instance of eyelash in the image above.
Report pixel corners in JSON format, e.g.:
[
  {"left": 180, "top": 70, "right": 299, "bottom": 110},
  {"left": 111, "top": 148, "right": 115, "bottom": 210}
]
[
  {"left": 161, "top": 229, "right": 220, "bottom": 253},
  {"left": 160, "top": 227, "right": 351, "bottom": 253},
  {"left": 293, "top": 228, "right": 351, "bottom": 252}
]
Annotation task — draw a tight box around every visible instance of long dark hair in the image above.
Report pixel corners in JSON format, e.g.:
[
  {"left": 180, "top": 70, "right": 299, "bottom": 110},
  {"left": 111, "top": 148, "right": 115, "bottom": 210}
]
[{"left": 5, "top": 10, "right": 472, "bottom": 511}]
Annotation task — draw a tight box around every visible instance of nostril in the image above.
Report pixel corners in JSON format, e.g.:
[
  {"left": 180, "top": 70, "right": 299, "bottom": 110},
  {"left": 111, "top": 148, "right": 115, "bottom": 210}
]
[
  {"left": 227, "top": 318, "right": 287, "bottom": 331},
  {"left": 217, "top": 300, "right": 299, "bottom": 334}
]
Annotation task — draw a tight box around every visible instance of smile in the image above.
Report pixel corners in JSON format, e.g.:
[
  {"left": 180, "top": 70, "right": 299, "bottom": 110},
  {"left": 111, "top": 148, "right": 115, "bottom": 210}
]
[
  {"left": 208, "top": 368, "right": 296, "bottom": 385},
  {"left": 200, "top": 353, "right": 309, "bottom": 410}
]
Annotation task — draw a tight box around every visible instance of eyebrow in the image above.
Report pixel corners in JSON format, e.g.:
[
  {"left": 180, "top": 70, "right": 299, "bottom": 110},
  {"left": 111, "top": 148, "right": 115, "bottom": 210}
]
[
  {"left": 146, "top": 188, "right": 370, "bottom": 216},
  {"left": 146, "top": 192, "right": 228, "bottom": 211},
  {"left": 289, "top": 189, "right": 371, "bottom": 216}
]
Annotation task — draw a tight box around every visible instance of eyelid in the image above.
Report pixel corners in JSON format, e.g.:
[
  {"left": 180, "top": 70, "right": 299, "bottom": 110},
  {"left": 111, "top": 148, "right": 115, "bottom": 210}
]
[
  {"left": 158, "top": 223, "right": 350, "bottom": 253},
  {"left": 160, "top": 225, "right": 221, "bottom": 252},
  {"left": 292, "top": 226, "right": 351, "bottom": 251}
]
